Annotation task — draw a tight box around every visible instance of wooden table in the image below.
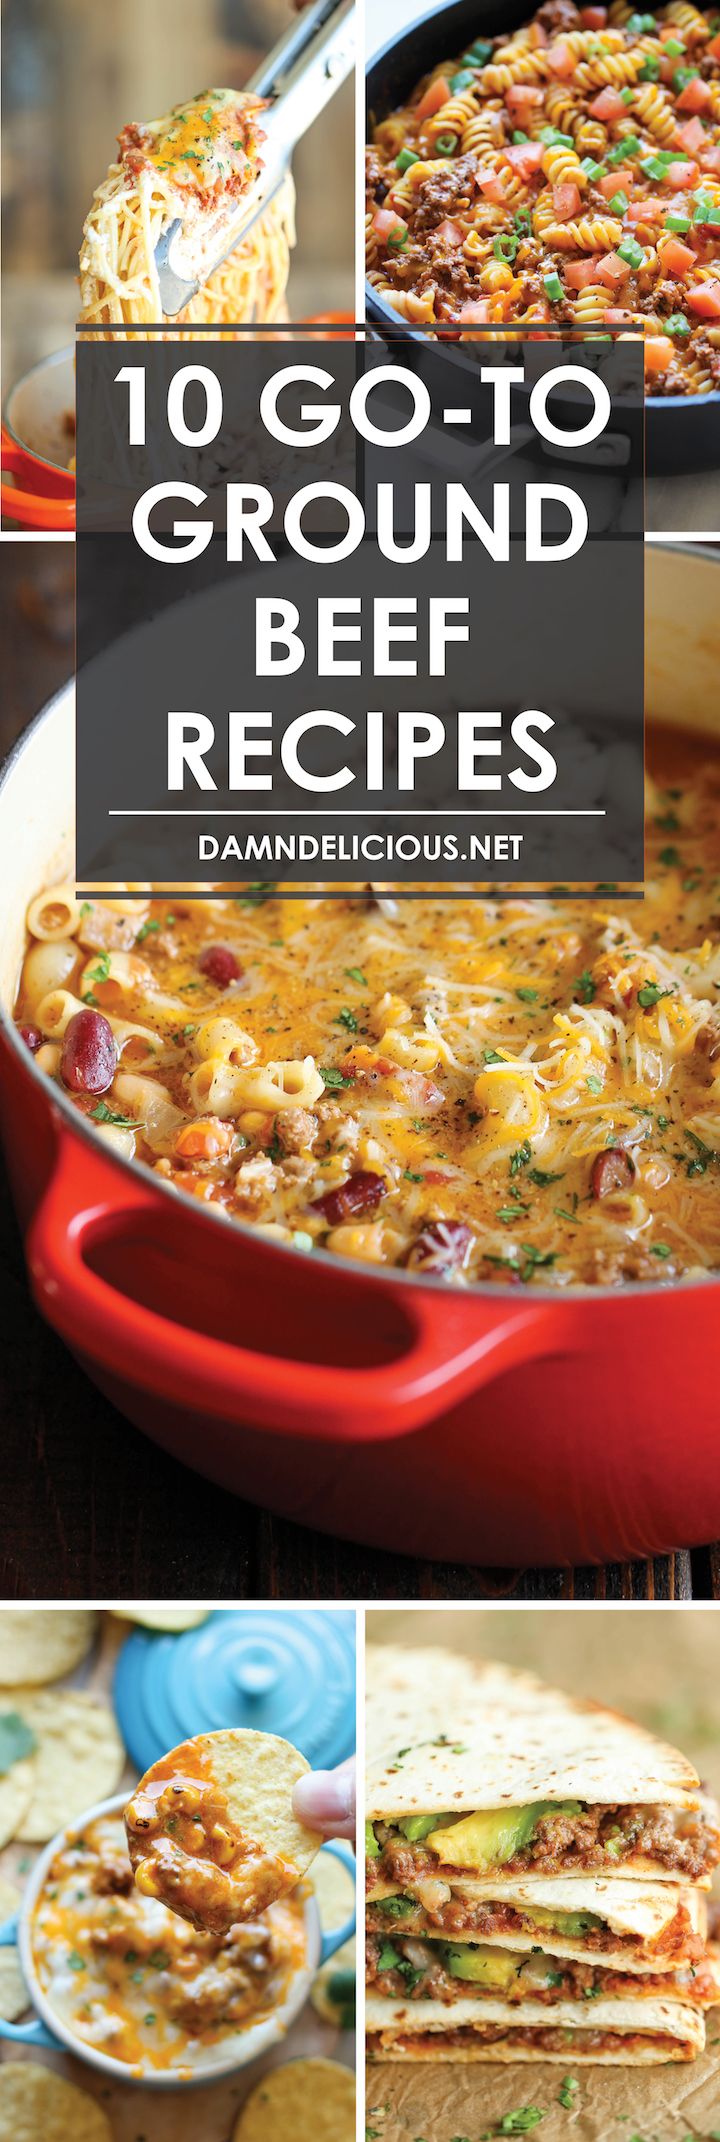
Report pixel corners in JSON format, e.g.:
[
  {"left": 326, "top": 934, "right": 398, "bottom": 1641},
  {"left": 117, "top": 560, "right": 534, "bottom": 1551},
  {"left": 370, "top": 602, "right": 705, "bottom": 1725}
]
[{"left": 1, "top": 545, "right": 718, "bottom": 1602}]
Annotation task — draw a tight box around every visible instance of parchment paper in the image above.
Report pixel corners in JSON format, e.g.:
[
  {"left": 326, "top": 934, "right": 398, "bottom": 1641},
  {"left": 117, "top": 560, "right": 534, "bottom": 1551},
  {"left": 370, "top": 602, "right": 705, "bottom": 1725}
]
[{"left": 366, "top": 2045, "right": 720, "bottom": 2142}]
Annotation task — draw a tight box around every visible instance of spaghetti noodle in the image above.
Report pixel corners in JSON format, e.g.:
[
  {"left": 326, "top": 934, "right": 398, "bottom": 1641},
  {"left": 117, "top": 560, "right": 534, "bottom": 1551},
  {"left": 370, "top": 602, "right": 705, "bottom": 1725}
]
[{"left": 79, "top": 88, "right": 295, "bottom": 335}]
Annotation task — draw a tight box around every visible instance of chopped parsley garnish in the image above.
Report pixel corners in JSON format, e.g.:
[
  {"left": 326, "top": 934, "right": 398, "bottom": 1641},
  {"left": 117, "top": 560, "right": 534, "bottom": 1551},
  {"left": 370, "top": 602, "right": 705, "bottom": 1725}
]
[
  {"left": 510, "top": 1140, "right": 531, "bottom": 1175},
  {"left": 573, "top": 968, "right": 596, "bottom": 1004},
  {"left": 336, "top": 1007, "right": 359, "bottom": 1033},
  {"left": 90, "top": 1103, "right": 142, "bottom": 1129},
  {"left": 320, "top": 1066, "right": 353, "bottom": 1089},
  {"left": 637, "top": 980, "right": 674, "bottom": 1007},
  {"left": 345, "top": 966, "right": 367, "bottom": 985},
  {"left": 483, "top": 1048, "right": 505, "bottom": 1064},
  {"left": 558, "top": 2078, "right": 579, "bottom": 2110},
  {"left": 527, "top": 1167, "right": 564, "bottom": 1186},
  {"left": 586, "top": 1074, "right": 602, "bottom": 1094},
  {"left": 135, "top": 919, "right": 160, "bottom": 943},
  {"left": 516, "top": 986, "right": 538, "bottom": 1003}
]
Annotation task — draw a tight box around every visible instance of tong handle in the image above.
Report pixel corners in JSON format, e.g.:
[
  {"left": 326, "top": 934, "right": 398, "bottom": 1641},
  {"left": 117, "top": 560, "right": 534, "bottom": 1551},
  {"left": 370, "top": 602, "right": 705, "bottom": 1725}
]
[{"left": 250, "top": 0, "right": 354, "bottom": 159}]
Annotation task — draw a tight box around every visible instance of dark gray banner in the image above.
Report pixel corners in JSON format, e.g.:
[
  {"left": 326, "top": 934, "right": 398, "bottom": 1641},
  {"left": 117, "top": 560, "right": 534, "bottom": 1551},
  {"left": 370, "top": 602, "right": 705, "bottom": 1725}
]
[{"left": 76, "top": 333, "right": 644, "bottom": 890}]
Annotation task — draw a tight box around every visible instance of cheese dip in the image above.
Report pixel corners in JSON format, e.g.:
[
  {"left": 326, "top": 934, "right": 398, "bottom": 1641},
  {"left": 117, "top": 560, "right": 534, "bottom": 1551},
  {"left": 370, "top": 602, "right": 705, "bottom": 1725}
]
[{"left": 31, "top": 1813, "right": 308, "bottom": 2076}]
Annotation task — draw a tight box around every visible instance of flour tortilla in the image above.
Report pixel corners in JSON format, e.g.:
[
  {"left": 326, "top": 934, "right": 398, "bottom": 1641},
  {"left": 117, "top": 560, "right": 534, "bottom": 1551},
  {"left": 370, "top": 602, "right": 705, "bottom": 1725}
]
[
  {"left": 0, "top": 1611, "right": 96, "bottom": 1686},
  {"left": 367, "top": 1873, "right": 707, "bottom": 1973},
  {"left": 367, "top": 1657, "right": 700, "bottom": 1817},
  {"left": 6, "top": 1689, "right": 125, "bottom": 1842},
  {"left": 233, "top": 2058, "right": 355, "bottom": 2141},
  {"left": 128, "top": 1727, "right": 322, "bottom": 1915},
  {"left": 0, "top": 1945, "right": 29, "bottom": 2022},
  {"left": 0, "top": 2065, "right": 113, "bottom": 2142},
  {"left": 366, "top": 1991, "right": 706, "bottom": 2063}
]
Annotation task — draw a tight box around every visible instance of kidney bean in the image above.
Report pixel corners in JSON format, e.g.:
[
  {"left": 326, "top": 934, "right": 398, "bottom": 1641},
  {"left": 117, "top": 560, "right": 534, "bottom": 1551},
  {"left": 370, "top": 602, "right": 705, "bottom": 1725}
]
[
  {"left": 314, "top": 1170, "right": 386, "bottom": 1226},
  {"left": 590, "top": 1146, "right": 636, "bottom": 1199},
  {"left": 198, "top": 945, "right": 243, "bottom": 987},
  {"left": 61, "top": 1008, "right": 118, "bottom": 1094},
  {"left": 406, "top": 1220, "right": 473, "bottom": 1273},
  {"left": 19, "top": 1025, "right": 43, "bottom": 1053}
]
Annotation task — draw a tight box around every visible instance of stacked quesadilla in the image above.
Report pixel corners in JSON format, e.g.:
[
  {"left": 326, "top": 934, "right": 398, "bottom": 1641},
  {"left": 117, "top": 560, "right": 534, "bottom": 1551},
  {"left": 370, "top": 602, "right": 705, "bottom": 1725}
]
[{"left": 366, "top": 1646, "right": 720, "bottom": 2065}]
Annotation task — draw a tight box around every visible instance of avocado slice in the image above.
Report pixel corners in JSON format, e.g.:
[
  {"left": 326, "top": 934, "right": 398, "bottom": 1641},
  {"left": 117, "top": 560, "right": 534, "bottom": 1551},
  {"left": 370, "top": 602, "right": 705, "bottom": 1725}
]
[
  {"left": 365, "top": 1820, "right": 380, "bottom": 1860},
  {"left": 445, "top": 1944, "right": 520, "bottom": 1990},
  {"left": 426, "top": 1801, "right": 582, "bottom": 1870},
  {"left": 397, "top": 1814, "right": 449, "bottom": 1844},
  {"left": 526, "top": 1907, "right": 603, "bottom": 1937}
]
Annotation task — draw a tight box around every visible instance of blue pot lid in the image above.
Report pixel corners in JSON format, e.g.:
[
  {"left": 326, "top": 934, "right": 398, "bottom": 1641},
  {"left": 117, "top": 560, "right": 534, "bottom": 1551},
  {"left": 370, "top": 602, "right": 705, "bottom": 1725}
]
[{"left": 114, "top": 1608, "right": 356, "bottom": 1777}]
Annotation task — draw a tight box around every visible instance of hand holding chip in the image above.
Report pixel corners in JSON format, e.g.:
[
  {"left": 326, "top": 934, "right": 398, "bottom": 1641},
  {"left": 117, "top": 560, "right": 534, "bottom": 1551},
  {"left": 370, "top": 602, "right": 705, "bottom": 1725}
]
[{"left": 292, "top": 1756, "right": 356, "bottom": 1842}]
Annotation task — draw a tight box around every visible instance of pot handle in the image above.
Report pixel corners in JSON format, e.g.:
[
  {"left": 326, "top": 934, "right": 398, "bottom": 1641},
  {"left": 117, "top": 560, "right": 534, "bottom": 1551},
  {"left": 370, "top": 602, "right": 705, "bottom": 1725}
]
[
  {"left": 1, "top": 429, "right": 75, "bottom": 531},
  {"left": 27, "top": 1137, "right": 558, "bottom": 1444},
  {"left": 317, "top": 1842, "right": 356, "bottom": 1965},
  {"left": 0, "top": 1911, "right": 55, "bottom": 2047}
]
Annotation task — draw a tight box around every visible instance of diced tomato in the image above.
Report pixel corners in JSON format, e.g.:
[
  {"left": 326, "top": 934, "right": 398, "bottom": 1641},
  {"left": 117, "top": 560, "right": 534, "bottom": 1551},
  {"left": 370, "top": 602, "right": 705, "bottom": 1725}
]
[
  {"left": 373, "top": 207, "right": 406, "bottom": 242},
  {"left": 415, "top": 73, "right": 451, "bottom": 121},
  {"left": 676, "top": 77, "right": 713, "bottom": 115},
  {"left": 547, "top": 38, "right": 576, "bottom": 73},
  {"left": 580, "top": 5, "right": 607, "bottom": 24},
  {"left": 686, "top": 278, "right": 720, "bottom": 317},
  {"left": 504, "top": 141, "right": 544, "bottom": 176},
  {"left": 626, "top": 195, "right": 665, "bottom": 222},
  {"left": 475, "top": 164, "right": 506, "bottom": 202},
  {"left": 663, "top": 161, "right": 699, "bottom": 187},
  {"left": 645, "top": 335, "right": 674, "bottom": 372},
  {"left": 565, "top": 256, "right": 602, "bottom": 288},
  {"left": 700, "top": 143, "right": 720, "bottom": 173},
  {"left": 675, "top": 115, "right": 707, "bottom": 154},
  {"left": 662, "top": 236, "right": 697, "bottom": 276},
  {"left": 597, "top": 250, "right": 631, "bottom": 287},
  {"left": 435, "top": 218, "right": 464, "bottom": 244},
  {"left": 553, "top": 181, "right": 582, "bottom": 219},
  {"left": 708, "top": 29, "right": 720, "bottom": 57},
  {"left": 589, "top": 87, "right": 626, "bottom": 121},
  {"left": 506, "top": 82, "right": 544, "bottom": 107},
  {"left": 456, "top": 298, "right": 492, "bottom": 324},
  {"left": 598, "top": 167, "right": 633, "bottom": 198},
  {"left": 529, "top": 18, "right": 548, "bottom": 42}
]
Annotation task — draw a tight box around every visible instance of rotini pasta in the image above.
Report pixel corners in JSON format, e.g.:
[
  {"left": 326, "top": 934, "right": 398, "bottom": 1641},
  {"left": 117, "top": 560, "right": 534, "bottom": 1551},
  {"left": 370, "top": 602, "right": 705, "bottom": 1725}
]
[{"left": 366, "top": 0, "right": 720, "bottom": 390}]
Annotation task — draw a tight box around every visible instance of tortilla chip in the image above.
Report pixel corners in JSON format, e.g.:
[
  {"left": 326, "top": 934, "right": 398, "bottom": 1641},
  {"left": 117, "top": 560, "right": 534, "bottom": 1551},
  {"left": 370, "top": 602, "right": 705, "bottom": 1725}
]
[
  {"left": 310, "top": 1846, "right": 355, "bottom": 1934},
  {"left": 233, "top": 2058, "right": 355, "bottom": 2141},
  {"left": 0, "top": 2065, "right": 112, "bottom": 2142},
  {"left": 0, "top": 1945, "right": 28, "bottom": 2022},
  {"left": 4, "top": 1690, "right": 125, "bottom": 1843},
  {"left": 126, "top": 1727, "right": 321, "bottom": 1931},
  {"left": 0, "top": 1611, "right": 96, "bottom": 1686},
  {"left": 0, "top": 1755, "right": 35, "bottom": 1850},
  {"left": 114, "top": 1607, "right": 209, "bottom": 1631},
  {"left": 311, "top": 1945, "right": 356, "bottom": 2028},
  {"left": 0, "top": 1874, "right": 21, "bottom": 1922}
]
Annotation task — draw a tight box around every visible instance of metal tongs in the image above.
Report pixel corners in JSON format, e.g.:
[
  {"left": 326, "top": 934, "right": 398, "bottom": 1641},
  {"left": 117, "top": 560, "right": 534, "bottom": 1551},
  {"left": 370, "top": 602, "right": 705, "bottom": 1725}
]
[{"left": 154, "top": 0, "right": 355, "bottom": 316}]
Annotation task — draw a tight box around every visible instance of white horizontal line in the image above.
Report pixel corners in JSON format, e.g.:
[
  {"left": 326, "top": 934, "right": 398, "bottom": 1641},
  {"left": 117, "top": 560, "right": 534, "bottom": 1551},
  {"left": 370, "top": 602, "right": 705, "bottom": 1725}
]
[
  {"left": 443, "top": 408, "right": 472, "bottom": 423},
  {"left": 108, "top": 808, "right": 607, "bottom": 818}
]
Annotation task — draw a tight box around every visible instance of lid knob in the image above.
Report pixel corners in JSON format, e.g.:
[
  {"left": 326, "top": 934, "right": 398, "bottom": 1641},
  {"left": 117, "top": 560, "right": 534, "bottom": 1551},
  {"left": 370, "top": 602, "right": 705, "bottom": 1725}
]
[{"left": 234, "top": 1646, "right": 282, "bottom": 1699}]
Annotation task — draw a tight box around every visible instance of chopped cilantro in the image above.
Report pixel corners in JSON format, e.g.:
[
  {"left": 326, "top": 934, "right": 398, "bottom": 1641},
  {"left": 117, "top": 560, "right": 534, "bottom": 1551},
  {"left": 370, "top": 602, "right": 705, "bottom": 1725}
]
[
  {"left": 320, "top": 1066, "right": 352, "bottom": 1089},
  {"left": 516, "top": 986, "right": 538, "bottom": 1003},
  {"left": 573, "top": 968, "right": 596, "bottom": 1003},
  {"left": 345, "top": 965, "right": 367, "bottom": 985},
  {"left": 336, "top": 1007, "right": 358, "bottom": 1033},
  {"left": 637, "top": 980, "right": 674, "bottom": 1008}
]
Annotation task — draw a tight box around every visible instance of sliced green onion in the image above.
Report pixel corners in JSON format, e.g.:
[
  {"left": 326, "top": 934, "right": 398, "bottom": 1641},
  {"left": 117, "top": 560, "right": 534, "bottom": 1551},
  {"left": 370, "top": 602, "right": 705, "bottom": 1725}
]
[
  {"left": 512, "top": 128, "right": 529, "bottom": 142},
  {"left": 664, "top": 312, "right": 691, "bottom": 335},
  {"left": 514, "top": 208, "right": 532, "bottom": 231},
  {"left": 434, "top": 131, "right": 459, "bottom": 155},
  {"left": 638, "top": 56, "right": 660, "bottom": 79},
  {"left": 607, "top": 135, "right": 640, "bottom": 164},
  {"left": 493, "top": 232, "right": 519, "bottom": 260},
  {"left": 386, "top": 220, "right": 409, "bottom": 249},
  {"left": 618, "top": 236, "right": 644, "bottom": 267},
  {"left": 620, "top": 85, "right": 636, "bottom": 101},
  {"left": 539, "top": 126, "right": 575, "bottom": 147},
  {"left": 609, "top": 189, "right": 629, "bottom": 213},
  {"left": 664, "top": 36, "right": 685, "bottom": 54},
  {"left": 462, "top": 38, "right": 492, "bottom": 65},
  {"left": 640, "top": 154, "right": 670, "bottom": 180},
  {"left": 396, "top": 148, "right": 419, "bottom": 173},
  {"left": 544, "top": 271, "right": 563, "bottom": 300},
  {"left": 627, "top": 10, "right": 656, "bottom": 28},
  {"left": 581, "top": 156, "right": 605, "bottom": 180},
  {"left": 665, "top": 212, "right": 691, "bottom": 231},
  {"left": 673, "top": 63, "right": 698, "bottom": 90},
  {"left": 449, "top": 69, "right": 476, "bottom": 92}
]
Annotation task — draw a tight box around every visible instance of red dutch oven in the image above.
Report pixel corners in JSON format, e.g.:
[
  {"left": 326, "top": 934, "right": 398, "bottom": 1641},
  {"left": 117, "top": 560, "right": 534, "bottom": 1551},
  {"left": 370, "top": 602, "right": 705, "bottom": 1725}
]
[
  {"left": 1, "top": 349, "right": 75, "bottom": 532},
  {"left": 0, "top": 544, "right": 718, "bottom": 1568}
]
